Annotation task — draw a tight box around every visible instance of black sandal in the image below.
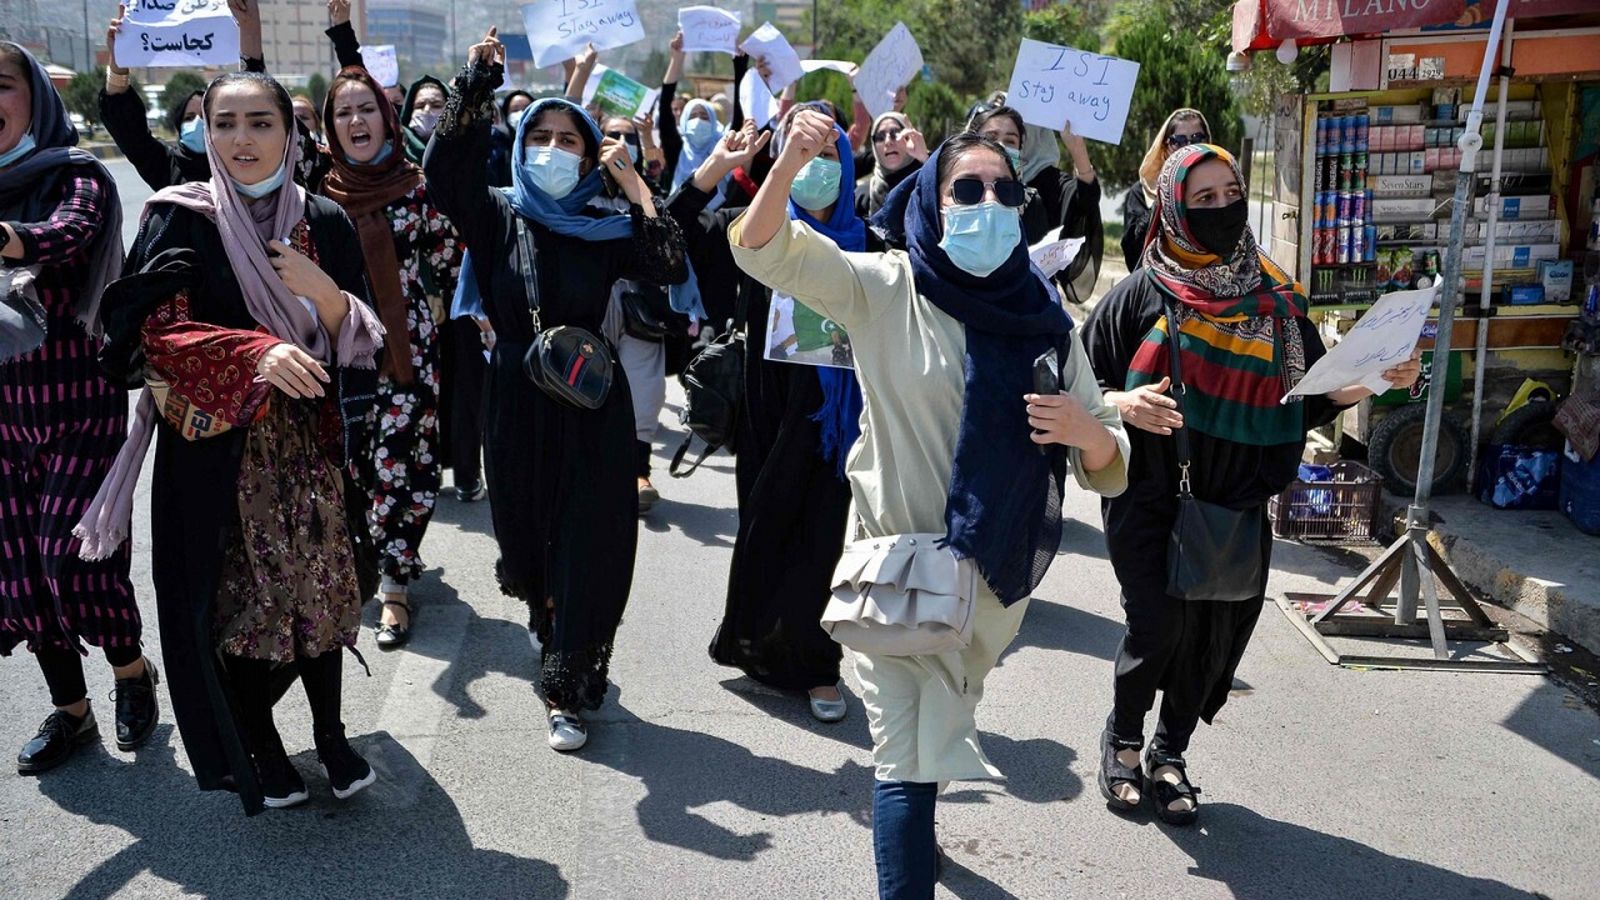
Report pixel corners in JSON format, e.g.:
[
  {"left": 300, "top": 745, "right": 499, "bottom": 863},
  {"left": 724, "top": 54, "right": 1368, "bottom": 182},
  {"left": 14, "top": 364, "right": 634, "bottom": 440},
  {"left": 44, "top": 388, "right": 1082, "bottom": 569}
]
[
  {"left": 375, "top": 599, "right": 412, "bottom": 650},
  {"left": 1098, "top": 729, "right": 1144, "bottom": 812},
  {"left": 1143, "top": 748, "right": 1200, "bottom": 826}
]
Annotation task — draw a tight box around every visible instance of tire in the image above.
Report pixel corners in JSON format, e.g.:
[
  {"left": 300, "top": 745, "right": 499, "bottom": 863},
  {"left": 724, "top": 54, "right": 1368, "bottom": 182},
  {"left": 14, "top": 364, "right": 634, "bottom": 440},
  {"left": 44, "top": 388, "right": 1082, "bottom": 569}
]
[
  {"left": 1368, "top": 403, "right": 1470, "bottom": 496},
  {"left": 1490, "top": 400, "right": 1563, "bottom": 450}
]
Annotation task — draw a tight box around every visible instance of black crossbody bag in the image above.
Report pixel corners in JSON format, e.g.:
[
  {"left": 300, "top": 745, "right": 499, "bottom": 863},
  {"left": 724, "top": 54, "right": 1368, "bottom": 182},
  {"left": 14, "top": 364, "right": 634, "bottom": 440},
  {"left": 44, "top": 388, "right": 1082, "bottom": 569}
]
[
  {"left": 515, "top": 219, "right": 615, "bottom": 410},
  {"left": 1162, "top": 300, "right": 1265, "bottom": 602}
]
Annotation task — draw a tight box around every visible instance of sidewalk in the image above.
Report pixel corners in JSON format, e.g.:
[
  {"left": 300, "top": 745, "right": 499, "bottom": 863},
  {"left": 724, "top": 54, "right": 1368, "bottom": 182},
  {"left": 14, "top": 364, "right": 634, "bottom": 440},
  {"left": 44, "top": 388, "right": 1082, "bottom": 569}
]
[{"left": 1427, "top": 496, "right": 1600, "bottom": 654}]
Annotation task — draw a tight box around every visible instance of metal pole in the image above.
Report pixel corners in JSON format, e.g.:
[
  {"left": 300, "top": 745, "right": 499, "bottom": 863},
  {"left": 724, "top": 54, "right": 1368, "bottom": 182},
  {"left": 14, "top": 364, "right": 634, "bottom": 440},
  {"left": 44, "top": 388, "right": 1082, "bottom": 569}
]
[
  {"left": 82, "top": 0, "right": 91, "bottom": 73},
  {"left": 812, "top": 0, "right": 818, "bottom": 54},
  {"left": 1397, "top": 0, "right": 1511, "bottom": 625},
  {"left": 1467, "top": 17, "right": 1516, "bottom": 494}
]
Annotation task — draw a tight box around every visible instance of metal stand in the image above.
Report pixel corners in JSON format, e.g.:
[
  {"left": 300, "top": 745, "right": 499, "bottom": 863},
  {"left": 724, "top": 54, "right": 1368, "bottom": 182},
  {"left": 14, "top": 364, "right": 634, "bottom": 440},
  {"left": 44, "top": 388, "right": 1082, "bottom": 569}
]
[{"left": 1277, "top": 1, "right": 1542, "bottom": 675}]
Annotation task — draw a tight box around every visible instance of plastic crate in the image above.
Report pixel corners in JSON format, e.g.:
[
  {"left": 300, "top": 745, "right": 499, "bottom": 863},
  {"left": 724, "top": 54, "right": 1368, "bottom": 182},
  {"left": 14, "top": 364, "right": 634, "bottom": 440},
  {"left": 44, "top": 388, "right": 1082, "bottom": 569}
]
[{"left": 1269, "top": 461, "right": 1385, "bottom": 544}]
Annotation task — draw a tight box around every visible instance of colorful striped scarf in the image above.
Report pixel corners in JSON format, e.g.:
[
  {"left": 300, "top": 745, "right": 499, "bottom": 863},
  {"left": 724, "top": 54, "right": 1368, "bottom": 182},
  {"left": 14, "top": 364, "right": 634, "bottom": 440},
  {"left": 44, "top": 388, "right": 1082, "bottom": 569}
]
[{"left": 1128, "top": 144, "right": 1310, "bottom": 446}]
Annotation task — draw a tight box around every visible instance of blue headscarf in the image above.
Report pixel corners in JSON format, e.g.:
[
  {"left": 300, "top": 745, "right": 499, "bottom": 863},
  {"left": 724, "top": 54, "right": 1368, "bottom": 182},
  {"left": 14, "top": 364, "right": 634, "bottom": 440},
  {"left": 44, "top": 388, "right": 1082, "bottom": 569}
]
[
  {"left": 791, "top": 124, "right": 866, "bottom": 479},
  {"left": 666, "top": 99, "right": 731, "bottom": 323},
  {"left": 452, "top": 98, "right": 633, "bottom": 320},
  {"left": 869, "top": 141, "right": 1075, "bottom": 606}
]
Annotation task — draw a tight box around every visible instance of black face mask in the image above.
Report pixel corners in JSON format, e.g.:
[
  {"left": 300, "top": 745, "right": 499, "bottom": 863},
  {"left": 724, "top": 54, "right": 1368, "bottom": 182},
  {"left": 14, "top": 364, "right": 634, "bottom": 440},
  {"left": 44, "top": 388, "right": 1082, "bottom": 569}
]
[{"left": 1186, "top": 198, "right": 1249, "bottom": 256}]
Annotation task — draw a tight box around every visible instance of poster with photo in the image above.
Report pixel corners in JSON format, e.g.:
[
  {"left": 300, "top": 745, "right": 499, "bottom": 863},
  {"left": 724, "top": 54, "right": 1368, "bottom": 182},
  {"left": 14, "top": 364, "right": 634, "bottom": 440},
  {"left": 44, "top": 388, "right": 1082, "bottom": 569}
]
[{"left": 763, "top": 294, "right": 854, "bottom": 370}]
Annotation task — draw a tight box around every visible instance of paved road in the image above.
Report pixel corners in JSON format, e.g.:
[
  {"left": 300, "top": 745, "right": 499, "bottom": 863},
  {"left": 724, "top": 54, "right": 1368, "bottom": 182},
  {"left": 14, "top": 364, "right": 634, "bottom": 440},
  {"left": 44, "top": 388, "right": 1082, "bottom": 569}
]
[{"left": 2, "top": 173, "right": 1597, "bottom": 899}]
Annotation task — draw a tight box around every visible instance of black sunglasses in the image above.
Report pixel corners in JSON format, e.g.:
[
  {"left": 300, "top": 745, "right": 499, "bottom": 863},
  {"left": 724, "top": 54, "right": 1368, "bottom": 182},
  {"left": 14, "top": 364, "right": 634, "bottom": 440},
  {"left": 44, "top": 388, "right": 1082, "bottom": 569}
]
[
  {"left": 948, "top": 177, "right": 1027, "bottom": 208},
  {"left": 872, "top": 128, "right": 904, "bottom": 144},
  {"left": 1166, "top": 130, "right": 1210, "bottom": 149},
  {"left": 604, "top": 130, "right": 641, "bottom": 144}
]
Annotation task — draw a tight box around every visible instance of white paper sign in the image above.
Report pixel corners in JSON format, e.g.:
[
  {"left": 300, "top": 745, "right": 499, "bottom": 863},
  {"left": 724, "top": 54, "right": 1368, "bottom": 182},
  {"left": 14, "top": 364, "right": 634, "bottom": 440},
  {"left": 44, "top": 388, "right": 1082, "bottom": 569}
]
[
  {"left": 740, "top": 22, "right": 804, "bottom": 94},
  {"left": 1005, "top": 38, "right": 1140, "bottom": 144},
  {"left": 363, "top": 45, "right": 400, "bottom": 88},
  {"left": 521, "top": 0, "right": 645, "bottom": 69},
  {"left": 801, "top": 59, "right": 858, "bottom": 78},
  {"left": 1027, "top": 227, "right": 1085, "bottom": 279},
  {"left": 738, "top": 69, "right": 781, "bottom": 130},
  {"left": 855, "top": 22, "right": 923, "bottom": 121},
  {"left": 1284, "top": 285, "right": 1436, "bottom": 401},
  {"left": 678, "top": 6, "right": 742, "bottom": 55},
  {"left": 114, "top": 0, "right": 239, "bottom": 70}
]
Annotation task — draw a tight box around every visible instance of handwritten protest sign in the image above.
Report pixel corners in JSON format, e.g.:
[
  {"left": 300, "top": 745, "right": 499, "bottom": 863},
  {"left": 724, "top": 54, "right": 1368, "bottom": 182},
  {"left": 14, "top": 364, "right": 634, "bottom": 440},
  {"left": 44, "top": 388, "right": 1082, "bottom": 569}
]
[
  {"left": 1028, "top": 227, "right": 1085, "bottom": 280},
  {"left": 740, "top": 22, "right": 803, "bottom": 93},
  {"left": 764, "top": 293, "right": 853, "bottom": 371},
  {"left": 738, "top": 68, "right": 781, "bottom": 129},
  {"left": 801, "top": 59, "right": 858, "bottom": 78},
  {"left": 678, "top": 6, "right": 742, "bottom": 55},
  {"left": 1285, "top": 285, "right": 1436, "bottom": 400},
  {"left": 115, "top": 0, "right": 239, "bottom": 69},
  {"left": 581, "top": 64, "right": 656, "bottom": 119},
  {"left": 521, "top": 0, "right": 644, "bottom": 68},
  {"left": 855, "top": 22, "right": 923, "bottom": 121},
  {"left": 362, "top": 45, "right": 400, "bottom": 88},
  {"left": 1005, "top": 38, "right": 1140, "bottom": 144}
]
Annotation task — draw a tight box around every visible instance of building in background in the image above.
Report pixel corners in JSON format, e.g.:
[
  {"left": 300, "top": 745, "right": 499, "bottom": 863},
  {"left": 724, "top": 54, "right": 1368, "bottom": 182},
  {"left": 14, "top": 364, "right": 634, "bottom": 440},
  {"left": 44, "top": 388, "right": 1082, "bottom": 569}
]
[
  {"left": 259, "top": 0, "right": 367, "bottom": 81},
  {"left": 366, "top": 0, "right": 448, "bottom": 74}
]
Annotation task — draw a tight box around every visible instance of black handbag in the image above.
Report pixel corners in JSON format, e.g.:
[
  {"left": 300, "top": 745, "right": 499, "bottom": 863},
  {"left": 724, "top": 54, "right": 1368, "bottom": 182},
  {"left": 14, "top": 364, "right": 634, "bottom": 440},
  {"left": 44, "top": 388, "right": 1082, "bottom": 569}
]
[
  {"left": 669, "top": 326, "right": 744, "bottom": 478},
  {"left": 1162, "top": 299, "right": 1266, "bottom": 602},
  {"left": 618, "top": 286, "right": 680, "bottom": 343},
  {"left": 514, "top": 219, "right": 614, "bottom": 410}
]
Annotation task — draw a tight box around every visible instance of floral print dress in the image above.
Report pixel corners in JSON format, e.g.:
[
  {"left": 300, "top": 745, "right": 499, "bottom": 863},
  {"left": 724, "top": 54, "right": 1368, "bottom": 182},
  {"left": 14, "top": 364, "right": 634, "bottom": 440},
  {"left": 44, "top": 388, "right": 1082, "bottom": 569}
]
[{"left": 352, "top": 183, "right": 463, "bottom": 585}]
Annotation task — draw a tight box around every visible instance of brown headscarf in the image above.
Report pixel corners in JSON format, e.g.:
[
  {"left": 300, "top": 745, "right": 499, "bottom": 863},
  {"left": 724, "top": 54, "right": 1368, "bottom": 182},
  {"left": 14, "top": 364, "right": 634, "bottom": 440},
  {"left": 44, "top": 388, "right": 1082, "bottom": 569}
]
[{"left": 320, "top": 66, "right": 425, "bottom": 384}]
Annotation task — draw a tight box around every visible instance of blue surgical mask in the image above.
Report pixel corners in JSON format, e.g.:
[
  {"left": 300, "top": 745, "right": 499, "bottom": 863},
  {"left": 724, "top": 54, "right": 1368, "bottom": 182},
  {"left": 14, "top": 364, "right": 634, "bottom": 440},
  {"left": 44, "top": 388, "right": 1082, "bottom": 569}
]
[
  {"left": 939, "top": 201, "right": 1021, "bottom": 277},
  {"left": 0, "top": 133, "right": 37, "bottom": 168},
  {"left": 789, "top": 157, "right": 841, "bottom": 211},
  {"left": 684, "top": 117, "right": 718, "bottom": 151},
  {"left": 346, "top": 141, "right": 393, "bottom": 166},
  {"left": 1003, "top": 145, "right": 1022, "bottom": 170},
  {"left": 179, "top": 118, "right": 206, "bottom": 154},
  {"left": 521, "top": 145, "right": 584, "bottom": 200},
  {"left": 233, "top": 161, "right": 288, "bottom": 200}
]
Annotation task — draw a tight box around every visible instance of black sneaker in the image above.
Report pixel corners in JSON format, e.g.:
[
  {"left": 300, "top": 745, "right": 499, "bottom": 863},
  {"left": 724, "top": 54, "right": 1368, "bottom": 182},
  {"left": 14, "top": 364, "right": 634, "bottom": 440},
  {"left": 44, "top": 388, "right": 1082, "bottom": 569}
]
[
  {"left": 456, "top": 480, "right": 487, "bottom": 502},
  {"left": 112, "top": 661, "right": 160, "bottom": 751},
  {"left": 17, "top": 707, "right": 99, "bottom": 775},
  {"left": 316, "top": 728, "right": 376, "bottom": 800},
  {"left": 257, "top": 746, "right": 309, "bottom": 809}
]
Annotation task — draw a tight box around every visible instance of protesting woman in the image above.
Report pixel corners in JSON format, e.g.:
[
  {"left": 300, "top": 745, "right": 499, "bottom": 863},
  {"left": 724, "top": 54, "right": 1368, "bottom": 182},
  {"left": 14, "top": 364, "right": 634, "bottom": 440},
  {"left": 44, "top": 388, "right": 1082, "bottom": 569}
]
[
  {"left": 85, "top": 71, "right": 385, "bottom": 814},
  {"left": 398, "top": 77, "right": 449, "bottom": 164},
  {"left": 322, "top": 65, "right": 463, "bottom": 649},
  {"left": 0, "top": 41, "right": 156, "bottom": 775},
  {"left": 855, "top": 111, "right": 928, "bottom": 219},
  {"left": 425, "top": 31, "right": 686, "bottom": 752},
  {"left": 1122, "top": 108, "right": 1212, "bottom": 271},
  {"left": 1083, "top": 144, "right": 1420, "bottom": 826},
  {"left": 732, "top": 112, "right": 1129, "bottom": 898},
  {"left": 671, "top": 112, "right": 870, "bottom": 722}
]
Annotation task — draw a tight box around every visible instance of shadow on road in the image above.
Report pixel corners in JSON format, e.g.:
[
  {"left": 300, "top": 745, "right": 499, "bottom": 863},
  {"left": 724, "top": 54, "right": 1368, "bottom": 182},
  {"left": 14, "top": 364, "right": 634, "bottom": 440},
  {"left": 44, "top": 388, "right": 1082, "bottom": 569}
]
[
  {"left": 581, "top": 702, "right": 874, "bottom": 861},
  {"left": 941, "top": 732, "right": 1083, "bottom": 807},
  {"left": 1500, "top": 681, "right": 1600, "bottom": 783},
  {"left": 1002, "top": 597, "right": 1124, "bottom": 664},
  {"left": 1162, "top": 802, "right": 1538, "bottom": 899},
  {"left": 715, "top": 676, "right": 874, "bottom": 751},
  {"left": 640, "top": 496, "right": 738, "bottom": 548},
  {"left": 36, "top": 727, "right": 568, "bottom": 900}
]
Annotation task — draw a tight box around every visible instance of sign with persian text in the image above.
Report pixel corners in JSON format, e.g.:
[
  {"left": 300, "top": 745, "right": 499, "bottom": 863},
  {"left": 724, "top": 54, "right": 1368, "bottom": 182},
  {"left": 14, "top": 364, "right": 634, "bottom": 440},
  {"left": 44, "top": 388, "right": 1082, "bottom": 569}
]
[{"left": 115, "top": 0, "right": 240, "bottom": 69}]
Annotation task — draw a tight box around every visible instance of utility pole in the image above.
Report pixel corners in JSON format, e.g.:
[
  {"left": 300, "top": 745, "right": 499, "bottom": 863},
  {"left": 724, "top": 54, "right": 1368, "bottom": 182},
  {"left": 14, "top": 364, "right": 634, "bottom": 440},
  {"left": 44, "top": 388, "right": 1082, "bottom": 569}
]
[{"left": 82, "top": 0, "right": 92, "bottom": 73}]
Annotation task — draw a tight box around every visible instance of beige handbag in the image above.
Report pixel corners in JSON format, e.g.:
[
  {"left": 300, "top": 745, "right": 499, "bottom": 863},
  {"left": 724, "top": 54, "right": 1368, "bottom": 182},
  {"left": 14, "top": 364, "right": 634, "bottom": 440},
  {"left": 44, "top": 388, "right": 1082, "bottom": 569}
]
[{"left": 822, "top": 532, "right": 979, "bottom": 657}]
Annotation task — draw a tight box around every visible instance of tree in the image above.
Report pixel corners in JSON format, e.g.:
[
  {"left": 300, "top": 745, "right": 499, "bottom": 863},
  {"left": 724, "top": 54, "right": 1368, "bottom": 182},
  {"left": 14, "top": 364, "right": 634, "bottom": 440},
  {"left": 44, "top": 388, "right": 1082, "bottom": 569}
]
[
  {"left": 904, "top": 80, "right": 965, "bottom": 145},
  {"left": 639, "top": 47, "right": 669, "bottom": 86},
  {"left": 307, "top": 72, "right": 329, "bottom": 112},
  {"left": 918, "top": 0, "right": 1023, "bottom": 99},
  {"left": 1023, "top": 3, "right": 1100, "bottom": 52},
  {"left": 158, "top": 71, "right": 208, "bottom": 124},
  {"left": 62, "top": 69, "right": 140, "bottom": 127}
]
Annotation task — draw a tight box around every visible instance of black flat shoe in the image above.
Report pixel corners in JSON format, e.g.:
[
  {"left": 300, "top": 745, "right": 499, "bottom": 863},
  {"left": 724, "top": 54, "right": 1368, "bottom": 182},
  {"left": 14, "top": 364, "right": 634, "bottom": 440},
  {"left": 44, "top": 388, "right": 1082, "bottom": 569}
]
[
  {"left": 112, "top": 661, "right": 160, "bottom": 751},
  {"left": 1098, "top": 729, "right": 1143, "bottom": 812},
  {"left": 17, "top": 707, "right": 99, "bottom": 775},
  {"left": 1144, "top": 747, "right": 1200, "bottom": 827},
  {"left": 456, "top": 481, "right": 486, "bottom": 502},
  {"left": 375, "top": 599, "right": 412, "bottom": 650}
]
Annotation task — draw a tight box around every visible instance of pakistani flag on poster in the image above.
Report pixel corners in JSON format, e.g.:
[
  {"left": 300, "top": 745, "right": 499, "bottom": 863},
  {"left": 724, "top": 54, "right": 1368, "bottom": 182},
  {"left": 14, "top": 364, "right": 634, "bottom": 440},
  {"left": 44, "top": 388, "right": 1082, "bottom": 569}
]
[{"left": 763, "top": 294, "right": 854, "bottom": 370}]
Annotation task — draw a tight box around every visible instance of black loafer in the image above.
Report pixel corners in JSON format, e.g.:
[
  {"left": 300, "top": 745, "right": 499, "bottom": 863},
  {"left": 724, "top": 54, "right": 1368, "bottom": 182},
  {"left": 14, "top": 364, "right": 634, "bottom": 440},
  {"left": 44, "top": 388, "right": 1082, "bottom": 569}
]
[
  {"left": 375, "top": 600, "right": 412, "bottom": 650},
  {"left": 17, "top": 707, "right": 99, "bottom": 775},
  {"left": 456, "top": 481, "right": 486, "bottom": 502},
  {"left": 113, "top": 661, "right": 160, "bottom": 751}
]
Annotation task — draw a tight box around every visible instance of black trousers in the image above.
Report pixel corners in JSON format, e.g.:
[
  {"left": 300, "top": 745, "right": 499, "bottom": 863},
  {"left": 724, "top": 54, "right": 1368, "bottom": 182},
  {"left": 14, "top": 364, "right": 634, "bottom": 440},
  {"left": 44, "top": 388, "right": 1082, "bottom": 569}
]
[
  {"left": 35, "top": 641, "right": 143, "bottom": 707},
  {"left": 446, "top": 318, "right": 487, "bottom": 488}
]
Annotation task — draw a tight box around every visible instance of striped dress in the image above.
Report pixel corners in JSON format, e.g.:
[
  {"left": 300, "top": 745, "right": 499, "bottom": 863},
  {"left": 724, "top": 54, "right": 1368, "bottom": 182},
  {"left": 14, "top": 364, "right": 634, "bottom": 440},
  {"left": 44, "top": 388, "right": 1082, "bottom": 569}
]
[{"left": 0, "top": 170, "right": 140, "bottom": 656}]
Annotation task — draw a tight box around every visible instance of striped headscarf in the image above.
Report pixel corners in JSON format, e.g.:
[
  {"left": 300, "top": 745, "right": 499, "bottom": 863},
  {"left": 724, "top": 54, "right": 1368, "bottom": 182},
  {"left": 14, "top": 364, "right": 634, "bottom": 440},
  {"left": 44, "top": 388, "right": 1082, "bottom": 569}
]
[{"left": 1128, "top": 144, "right": 1310, "bottom": 446}]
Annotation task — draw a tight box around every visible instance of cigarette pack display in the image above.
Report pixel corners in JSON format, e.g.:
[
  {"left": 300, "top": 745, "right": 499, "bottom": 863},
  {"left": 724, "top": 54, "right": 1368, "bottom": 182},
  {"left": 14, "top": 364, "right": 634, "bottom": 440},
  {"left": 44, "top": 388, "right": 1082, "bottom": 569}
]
[
  {"left": 1474, "top": 195, "right": 1556, "bottom": 220},
  {"left": 1463, "top": 243, "right": 1561, "bottom": 270},
  {"left": 1373, "top": 197, "right": 1435, "bottom": 221},
  {"left": 1477, "top": 219, "right": 1562, "bottom": 243},
  {"left": 1372, "top": 104, "right": 1425, "bottom": 124}
]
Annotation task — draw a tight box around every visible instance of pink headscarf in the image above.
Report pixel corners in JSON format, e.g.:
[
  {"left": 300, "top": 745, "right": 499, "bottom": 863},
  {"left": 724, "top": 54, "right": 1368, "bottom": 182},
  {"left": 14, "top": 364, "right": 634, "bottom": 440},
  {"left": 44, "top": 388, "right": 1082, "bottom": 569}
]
[{"left": 73, "top": 80, "right": 383, "bottom": 560}]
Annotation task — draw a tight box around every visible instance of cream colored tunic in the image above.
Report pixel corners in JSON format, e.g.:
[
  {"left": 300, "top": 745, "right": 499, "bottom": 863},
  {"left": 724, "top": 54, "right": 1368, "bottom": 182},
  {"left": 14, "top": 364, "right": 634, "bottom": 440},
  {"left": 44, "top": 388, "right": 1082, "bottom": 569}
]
[{"left": 729, "top": 215, "right": 1130, "bottom": 784}]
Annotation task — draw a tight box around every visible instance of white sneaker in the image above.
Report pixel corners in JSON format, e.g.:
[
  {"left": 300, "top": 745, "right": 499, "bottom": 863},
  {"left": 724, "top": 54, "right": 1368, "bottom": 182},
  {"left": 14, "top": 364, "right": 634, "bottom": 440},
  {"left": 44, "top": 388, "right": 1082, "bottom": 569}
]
[{"left": 547, "top": 710, "right": 588, "bottom": 752}]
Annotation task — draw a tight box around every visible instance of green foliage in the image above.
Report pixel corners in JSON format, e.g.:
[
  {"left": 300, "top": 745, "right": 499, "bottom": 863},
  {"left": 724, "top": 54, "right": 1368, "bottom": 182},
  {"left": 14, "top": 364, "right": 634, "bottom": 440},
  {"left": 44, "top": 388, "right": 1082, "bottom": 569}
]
[
  {"left": 639, "top": 47, "right": 669, "bottom": 86},
  {"left": 307, "top": 73, "right": 329, "bottom": 112},
  {"left": 917, "top": 0, "right": 1023, "bottom": 99},
  {"left": 158, "top": 71, "right": 208, "bottom": 121},
  {"left": 793, "top": 70, "right": 857, "bottom": 128},
  {"left": 904, "top": 80, "right": 964, "bottom": 145},
  {"left": 62, "top": 69, "right": 141, "bottom": 127},
  {"left": 1022, "top": 3, "right": 1099, "bottom": 52},
  {"left": 1098, "top": 10, "right": 1240, "bottom": 191}
]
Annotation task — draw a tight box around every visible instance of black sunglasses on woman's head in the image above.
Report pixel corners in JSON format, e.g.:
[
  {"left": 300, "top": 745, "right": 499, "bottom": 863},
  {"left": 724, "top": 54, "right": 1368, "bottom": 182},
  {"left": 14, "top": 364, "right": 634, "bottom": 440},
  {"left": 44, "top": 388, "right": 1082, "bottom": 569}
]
[{"left": 1166, "top": 130, "right": 1210, "bottom": 149}]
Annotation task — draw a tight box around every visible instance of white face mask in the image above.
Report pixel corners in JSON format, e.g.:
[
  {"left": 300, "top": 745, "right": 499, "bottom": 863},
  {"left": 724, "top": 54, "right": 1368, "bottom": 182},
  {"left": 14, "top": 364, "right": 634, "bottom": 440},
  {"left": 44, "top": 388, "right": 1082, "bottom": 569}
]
[
  {"left": 412, "top": 109, "right": 442, "bottom": 140},
  {"left": 520, "top": 145, "right": 584, "bottom": 199},
  {"left": 233, "top": 160, "right": 288, "bottom": 199}
]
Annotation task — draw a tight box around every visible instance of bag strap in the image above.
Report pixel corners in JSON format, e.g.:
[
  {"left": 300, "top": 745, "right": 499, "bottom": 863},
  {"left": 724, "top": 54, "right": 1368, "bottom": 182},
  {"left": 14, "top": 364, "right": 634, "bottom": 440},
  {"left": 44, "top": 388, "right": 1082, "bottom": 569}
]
[
  {"left": 515, "top": 218, "right": 542, "bottom": 332},
  {"left": 669, "top": 432, "right": 719, "bottom": 479},
  {"left": 1160, "top": 296, "right": 1195, "bottom": 498}
]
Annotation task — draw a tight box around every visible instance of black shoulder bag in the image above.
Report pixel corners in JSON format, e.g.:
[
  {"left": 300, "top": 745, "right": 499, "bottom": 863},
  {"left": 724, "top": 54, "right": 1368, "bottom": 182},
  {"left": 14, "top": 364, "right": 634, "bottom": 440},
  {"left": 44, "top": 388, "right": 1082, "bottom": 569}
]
[
  {"left": 1163, "top": 300, "right": 1266, "bottom": 602},
  {"left": 515, "top": 218, "right": 615, "bottom": 410}
]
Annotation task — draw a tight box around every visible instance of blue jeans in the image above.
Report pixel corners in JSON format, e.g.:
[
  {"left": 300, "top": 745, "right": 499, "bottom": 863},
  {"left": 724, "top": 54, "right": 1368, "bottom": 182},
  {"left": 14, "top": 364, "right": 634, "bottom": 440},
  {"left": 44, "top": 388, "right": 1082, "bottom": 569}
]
[{"left": 873, "top": 779, "right": 938, "bottom": 899}]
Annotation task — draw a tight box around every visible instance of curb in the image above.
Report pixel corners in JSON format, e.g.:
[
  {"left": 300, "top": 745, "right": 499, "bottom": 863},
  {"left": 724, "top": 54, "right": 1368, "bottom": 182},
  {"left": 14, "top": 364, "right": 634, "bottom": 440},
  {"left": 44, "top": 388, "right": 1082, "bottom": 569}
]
[
  {"left": 84, "top": 144, "right": 125, "bottom": 162},
  {"left": 1427, "top": 520, "right": 1600, "bottom": 656}
]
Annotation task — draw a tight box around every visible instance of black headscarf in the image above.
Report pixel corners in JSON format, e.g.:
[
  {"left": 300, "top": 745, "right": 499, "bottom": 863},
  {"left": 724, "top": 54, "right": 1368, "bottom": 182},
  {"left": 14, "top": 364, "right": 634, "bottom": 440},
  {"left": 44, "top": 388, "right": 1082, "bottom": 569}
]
[
  {"left": 397, "top": 75, "right": 446, "bottom": 163},
  {"left": 870, "top": 141, "right": 1074, "bottom": 606}
]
